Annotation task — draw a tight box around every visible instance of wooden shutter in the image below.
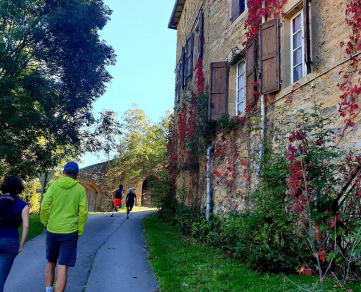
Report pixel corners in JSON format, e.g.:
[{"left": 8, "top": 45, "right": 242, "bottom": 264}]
[
  {"left": 175, "top": 47, "right": 185, "bottom": 102},
  {"left": 246, "top": 41, "right": 258, "bottom": 106},
  {"left": 303, "top": 0, "right": 312, "bottom": 73},
  {"left": 209, "top": 62, "right": 228, "bottom": 120},
  {"left": 231, "top": 0, "right": 240, "bottom": 22},
  {"left": 175, "top": 63, "right": 181, "bottom": 103},
  {"left": 181, "top": 47, "right": 185, "bottom": 89},
  {"left": 197, "top": 11, "right": 204, "bottom": 60},
  {"left": 260, "top": 18, "right": 280, "bottom": 94},
  {"left": 185, "top": 33, "right": 194, "bottom": 79}
]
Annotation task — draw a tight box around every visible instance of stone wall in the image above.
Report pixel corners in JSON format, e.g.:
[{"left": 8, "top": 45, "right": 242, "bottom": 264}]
[
  {"left": 78, "top": 161, "right": 154, "bottom": 211},
  {"left": 171, "top": 0, "right": 360, "bottom": 214},
  {"left": 78, "top": 162, "right": 114, "bottom": 212}
]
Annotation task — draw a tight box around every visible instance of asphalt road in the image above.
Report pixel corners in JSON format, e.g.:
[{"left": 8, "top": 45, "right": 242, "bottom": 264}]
[{"left": 4, "top": 211, "right": 159, "bottom": 292}]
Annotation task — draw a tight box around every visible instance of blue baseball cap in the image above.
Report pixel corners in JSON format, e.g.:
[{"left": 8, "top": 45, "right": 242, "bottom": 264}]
[{"left": 64, "top": 162, "right": 79, "bottom": 174}]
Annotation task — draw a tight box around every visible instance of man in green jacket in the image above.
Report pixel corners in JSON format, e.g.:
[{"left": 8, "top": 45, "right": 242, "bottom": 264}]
[{"left": 40, "top": 162, "right": 88, "bottom": 292}]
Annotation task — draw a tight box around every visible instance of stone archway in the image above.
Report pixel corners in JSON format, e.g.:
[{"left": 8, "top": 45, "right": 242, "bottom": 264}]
[
  {"left": 78, "top": 179, "right": 102, "bottom": 212},
  {"left": 141, "top": 179, "right": 153, "bottom": 207}
]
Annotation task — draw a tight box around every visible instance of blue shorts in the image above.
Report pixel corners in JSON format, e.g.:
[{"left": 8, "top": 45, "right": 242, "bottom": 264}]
[{"left": 46, "top": 231, "right": 78, "bottom": 266}]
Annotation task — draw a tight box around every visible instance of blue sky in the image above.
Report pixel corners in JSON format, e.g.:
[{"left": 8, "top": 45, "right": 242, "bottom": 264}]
[{"left": 80, "top": 0, "right": 177, "bottom": 167}]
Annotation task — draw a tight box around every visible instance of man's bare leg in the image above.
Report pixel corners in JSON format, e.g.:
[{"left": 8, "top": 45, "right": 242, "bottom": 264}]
[
  {"left": 55, "top": 265, "right": 68, "bottom": 292},
  {"left": 45, "top": 262, "right": 56, "bottom": 287}
]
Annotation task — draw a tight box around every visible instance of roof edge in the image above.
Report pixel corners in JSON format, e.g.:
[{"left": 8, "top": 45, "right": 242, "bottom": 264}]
[{"left": 168, "top": 0, "right": 185, "bottom": 30}]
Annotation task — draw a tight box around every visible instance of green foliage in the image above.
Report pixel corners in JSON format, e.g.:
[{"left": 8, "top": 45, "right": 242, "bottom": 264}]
[
  {"left": 157, "top": 198, "right": 309, "bottom": 274},
  {"left": 0, "top": 0, "right": 117, "bottom": 177},
  {"left": 229, "top": 46, "right": 243, "bottom": 66},
  {"left": 216, "top": 114, "right": 238, "bottom": 132},
  {"left": 268, "top": 103, "right": 361, "bottom": 281},
  {"left": 108, "top": 106, "right": 170, "bottom": 190},
  {"left": 157, "top": 124, "right": 310, "bottom": 274},
  {"left": 147, "top": 170, "right": 175, "bottom": 210},
  {"left": 21, "top": 179, "right": 41, "bottom": 213},
  {"left": 144, "top": 213, "right": 359, "bottom": 291},
  {"left": 194, "top": 92, "right": 215, "bottom": 147},
  {"left": 223, "top": 211, "right": 309, "bottom": 273},
  {"left": 19, "top": 214, "right": 44, "bottom": 241}
]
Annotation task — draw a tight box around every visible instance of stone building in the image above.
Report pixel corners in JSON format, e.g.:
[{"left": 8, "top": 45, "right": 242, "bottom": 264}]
[{"left": 168, "top": 0, "right": 361, "bottom": 214}]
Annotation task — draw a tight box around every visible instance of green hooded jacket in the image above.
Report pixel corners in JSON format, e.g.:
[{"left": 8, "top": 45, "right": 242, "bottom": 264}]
[{"left": 40, "top": 177, "right": 88, "bottom": 236}]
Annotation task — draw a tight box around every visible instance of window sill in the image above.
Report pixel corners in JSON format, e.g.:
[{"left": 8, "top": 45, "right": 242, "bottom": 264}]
[
  {"left": 278, "top": 72, "right": 317, "bottom": 98},
  {"left": 231, "top": 10, "right": 248, "bottom": 25}
]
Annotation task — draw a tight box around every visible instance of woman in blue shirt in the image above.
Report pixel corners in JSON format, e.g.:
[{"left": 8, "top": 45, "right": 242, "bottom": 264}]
[{"left": 0, "top": 176, "right": 29, "bottom": 292}]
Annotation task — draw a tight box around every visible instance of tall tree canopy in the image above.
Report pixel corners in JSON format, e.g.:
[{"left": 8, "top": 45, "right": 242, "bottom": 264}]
[
  {"left": 107, "top": 106, "right": 170, "bottom": 189},
  {"left": 0, "top": 0, "right": 117, "bottom": 177}
]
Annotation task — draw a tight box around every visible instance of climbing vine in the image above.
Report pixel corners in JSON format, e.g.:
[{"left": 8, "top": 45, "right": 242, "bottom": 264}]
[
  {"left": 338, "top": 0, "right": 361, "bottom": 128},
  {"left": 164, "top": 0, "right": 361, "bottom": 287},
  {"left": 244, "top": 0, "right": 287, "bottom": 44}
]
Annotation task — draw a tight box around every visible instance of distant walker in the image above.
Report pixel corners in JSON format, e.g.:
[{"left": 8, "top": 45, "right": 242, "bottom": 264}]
[{"left": 126, "top": 188, "right": 137, "bottom": 219}]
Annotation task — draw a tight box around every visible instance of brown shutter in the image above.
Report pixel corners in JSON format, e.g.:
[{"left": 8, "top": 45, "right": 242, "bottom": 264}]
[
  {"left": 175, "top": 47, "right": 185, "bottom": 102},
  {"left": 209, "top": 62, "right": 228, "bottom": 120},
  {"left": 181, "top": 47, "right": 185, "bottom": 89},
  {"left": 246, "top": 41, "right": 258, "bottom": 106},
  {"left": 197, "top": 11, "right": 204, "bottom": 60},
  {"left": 185, "top": 33, "right": 194, "bottom": 79},
  {"left": 303, "top": 0, "right": 312, "bottom": 73},
  {"left": 175, "top": 63, "right": 181, "bottom": 103},
  {"left": 231, "top": 0, "right": 240, "bottom": 22},
  {"left": 260, "top": 18, "right": 280, "bottom": 94}
]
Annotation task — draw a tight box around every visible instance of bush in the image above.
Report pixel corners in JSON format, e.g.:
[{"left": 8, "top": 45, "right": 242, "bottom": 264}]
[
  {"left": 223, "top": 211, "right": 310, "bottom": 273},
  {"left": 155, "top": 135, "right": 311, "bottom": 274},
  {"left": 156, "top": 197, "right": 310, "bottom": 274}
]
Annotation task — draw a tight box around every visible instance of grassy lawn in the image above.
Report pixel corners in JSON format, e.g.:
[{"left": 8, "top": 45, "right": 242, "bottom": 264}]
[
  {"left": 144, "top": 213, "right": 361, "bottom": 292},
  {"left": 19, "top": 213, "right": 44, "bottom": 241}
]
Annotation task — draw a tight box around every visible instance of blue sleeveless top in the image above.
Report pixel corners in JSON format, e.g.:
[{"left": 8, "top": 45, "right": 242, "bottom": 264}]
[{"left": 0, "top": 198, "right": 28, "bottom": 240}]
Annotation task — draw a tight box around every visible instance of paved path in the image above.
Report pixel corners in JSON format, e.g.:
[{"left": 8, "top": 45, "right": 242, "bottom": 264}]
[{"left": 4, "top": 211, "right": 159, "bottom": 292}]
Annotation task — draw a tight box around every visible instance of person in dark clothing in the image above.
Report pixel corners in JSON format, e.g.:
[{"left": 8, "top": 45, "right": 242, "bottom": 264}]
[
  {"left": 111, "top": 184, "right": 124, "bottom": 217},
  {"left": 0, "top": 176, "right": 29, "bottom": 292},
  {"left": 125, "top": 188, "right": 137, "bottom": 219}
]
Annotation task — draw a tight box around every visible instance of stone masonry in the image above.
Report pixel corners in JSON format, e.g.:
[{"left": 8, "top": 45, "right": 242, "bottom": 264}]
[
  {"left": 169, "top": 0, "right": 361, "bottom": 215},
  {"left": 78, "top": 161, "right": 152, "bottom": 212}
]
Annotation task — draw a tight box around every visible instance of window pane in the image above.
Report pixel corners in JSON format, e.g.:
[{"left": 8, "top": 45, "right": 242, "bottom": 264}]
[
  {"left": 240, "top": 0, "right": 246, "bottom": 13},
  {"left": 238, "top": 62, "right": 245, "bottom": 75},
  {"left": 293, "top": 64, "right": 302, "bottom": 82},
  {"left": 293, "top": 48, "right": 302, "bottom": 65},
  {"left": 238, "top": 88, "right": 244, "bottom": 103},
  {"left": 238, "top": 75, "right": 245, "bottom": 89},
  {"left": 293, "top": 14, "right": 302, "bottom": 32},
  {"left": 238, "top": 101, "right": 244, "bottom": 115},
  {"left": 293, "top": 31, "right": 302, "bottom": 48}
]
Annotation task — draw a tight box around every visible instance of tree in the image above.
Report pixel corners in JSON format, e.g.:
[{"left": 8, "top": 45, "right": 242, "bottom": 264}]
[
  {"left": 0, "top": 0, "right": 117, "bottom": 178},
  {"left": 107, "top": 106, "right": 170, "bottom": 196}
]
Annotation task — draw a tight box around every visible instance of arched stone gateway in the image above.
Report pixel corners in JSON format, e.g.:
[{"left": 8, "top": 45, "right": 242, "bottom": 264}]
[
  {"left": 78, "top": 162, "right": 113, "bottom": 212},
  {"left": 77, "top": 179, "right": 102, "bottom": 212},
  {"left": 78, "top": 161, "right": 155, "bottom": 211},
  {"left": 141, "top": 179, "right": 153, "bottom": 207}
]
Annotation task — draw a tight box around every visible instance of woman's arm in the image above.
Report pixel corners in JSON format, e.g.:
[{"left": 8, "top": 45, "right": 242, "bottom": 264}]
[{"left": 19, "top": 205, "right": 30, "bottom": 253}]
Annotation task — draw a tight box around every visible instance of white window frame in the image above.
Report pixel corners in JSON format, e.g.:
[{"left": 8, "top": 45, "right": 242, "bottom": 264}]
[
  {"left": 236, "top": 60, "right": 246, "bottom": 115},
  {"left": 290, "top": 10, "right": 306, "bottom": 83}
]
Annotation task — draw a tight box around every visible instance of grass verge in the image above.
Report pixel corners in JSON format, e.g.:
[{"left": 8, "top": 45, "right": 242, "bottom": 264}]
[
  {"left": 144, "top": 213, "right": 360, "bottom": 292},
  {"left": 19, "top": 213, "right": 44, "bottom": 241}
]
